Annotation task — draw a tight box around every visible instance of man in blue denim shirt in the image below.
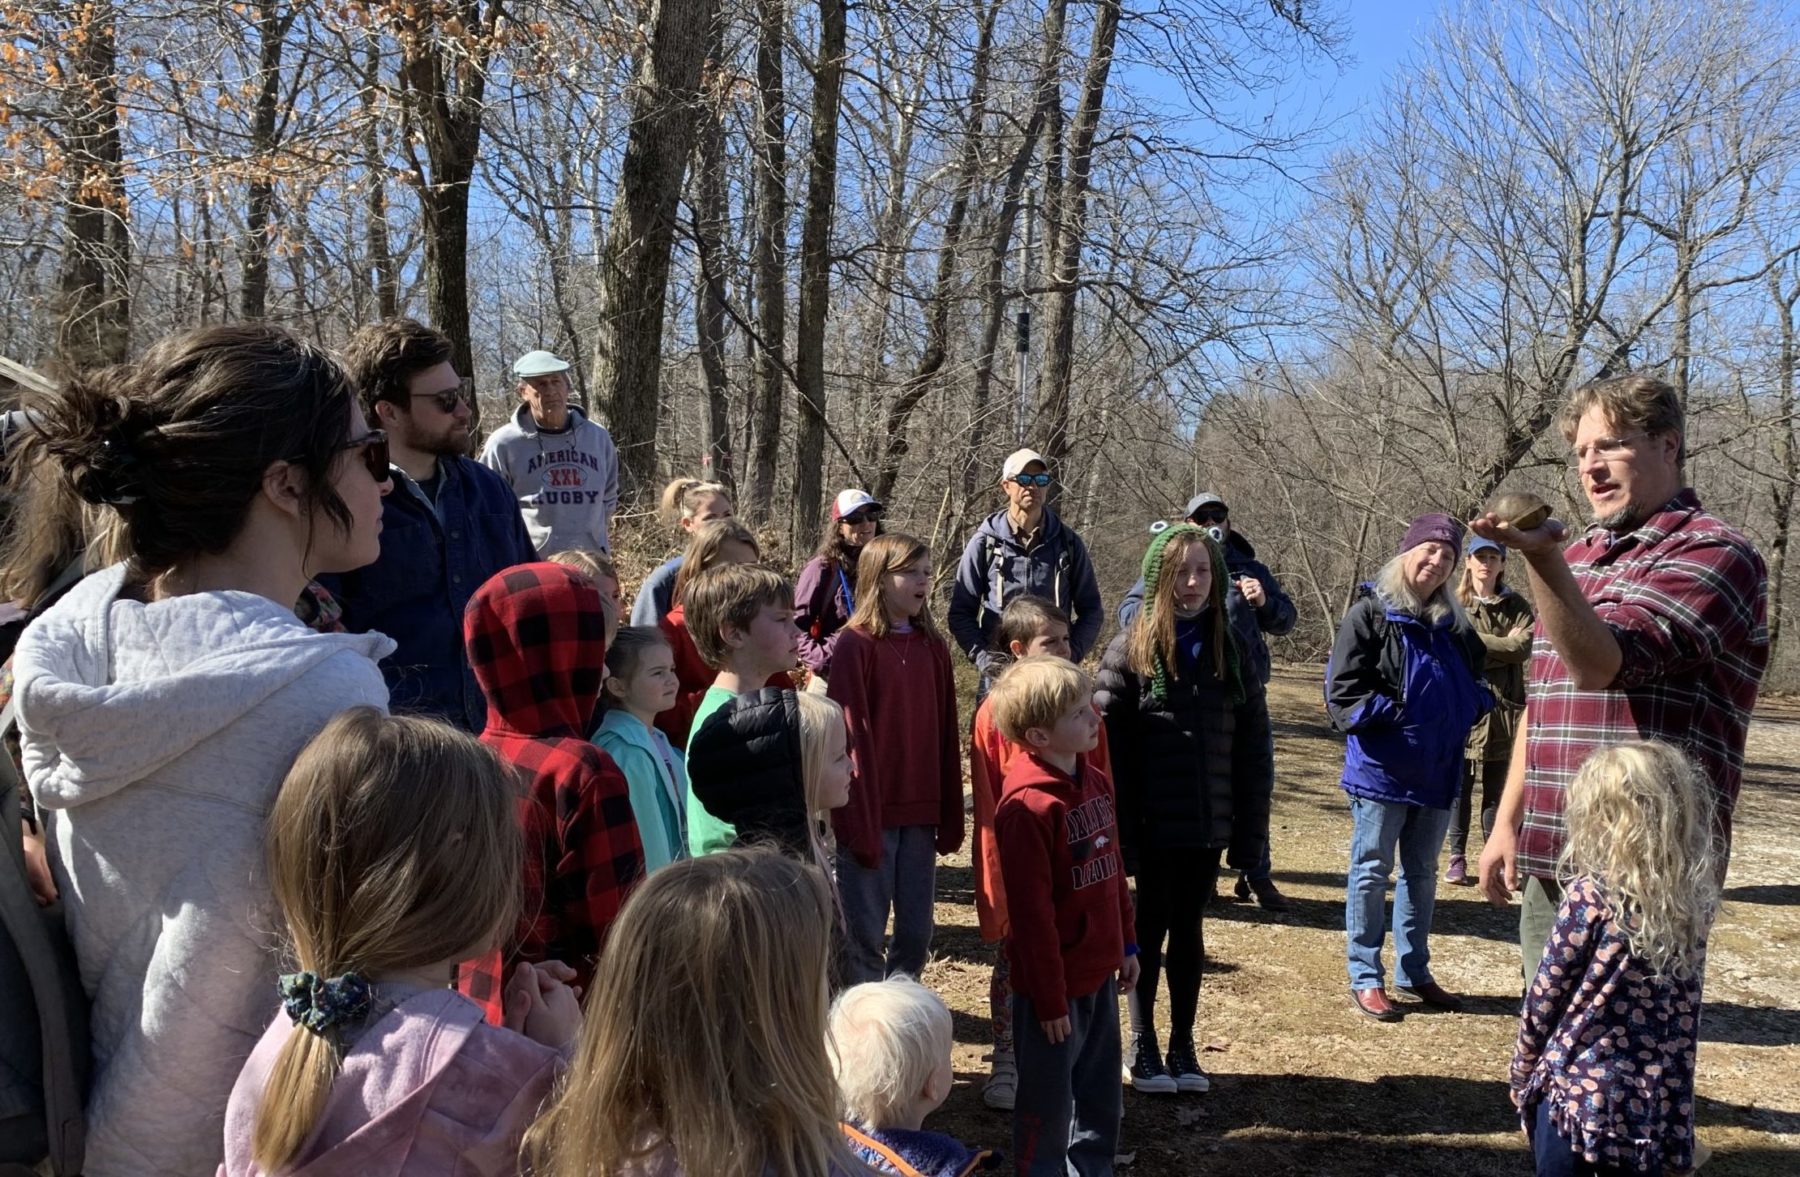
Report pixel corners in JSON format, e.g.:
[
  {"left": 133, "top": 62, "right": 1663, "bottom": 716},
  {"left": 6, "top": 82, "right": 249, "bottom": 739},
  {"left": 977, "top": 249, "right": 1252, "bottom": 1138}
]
[{"left": 320, "top": 319, "right": 535, "bottom": 731}]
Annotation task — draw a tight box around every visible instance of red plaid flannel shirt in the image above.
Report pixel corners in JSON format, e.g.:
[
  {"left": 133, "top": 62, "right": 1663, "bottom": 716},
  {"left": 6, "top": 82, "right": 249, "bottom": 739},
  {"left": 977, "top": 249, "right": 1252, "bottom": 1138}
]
[
  {"left": 457, "top": 563, "right": 646, "bottom": 1022},
  {"left": 1519, "top": 490, "right": 1768, "bottom": 879}
]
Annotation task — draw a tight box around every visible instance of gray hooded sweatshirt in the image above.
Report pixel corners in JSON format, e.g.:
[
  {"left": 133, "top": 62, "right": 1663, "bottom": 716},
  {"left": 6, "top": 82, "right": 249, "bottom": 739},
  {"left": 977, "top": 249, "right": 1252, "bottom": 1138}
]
[{"left": 11, "top": 563, "right": 392, "bottom": 1177}]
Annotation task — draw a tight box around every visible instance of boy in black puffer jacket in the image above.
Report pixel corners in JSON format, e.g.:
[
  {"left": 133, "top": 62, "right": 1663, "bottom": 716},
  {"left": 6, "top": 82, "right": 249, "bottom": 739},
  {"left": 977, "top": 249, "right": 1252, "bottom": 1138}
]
[{"left": 1097, "top": 525, "right": 1273, "bottom": 1099}]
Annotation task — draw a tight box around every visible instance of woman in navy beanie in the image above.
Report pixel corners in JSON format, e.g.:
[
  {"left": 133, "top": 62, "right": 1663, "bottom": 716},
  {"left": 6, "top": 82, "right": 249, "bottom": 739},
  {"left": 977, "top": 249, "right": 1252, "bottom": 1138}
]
[{"left": 1324, "top": 513, "right": 1492, "bottom": 1022}]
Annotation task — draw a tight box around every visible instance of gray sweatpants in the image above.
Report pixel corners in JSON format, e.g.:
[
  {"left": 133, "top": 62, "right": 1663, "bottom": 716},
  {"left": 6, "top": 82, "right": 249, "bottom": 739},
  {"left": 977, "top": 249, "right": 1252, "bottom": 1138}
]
[
  {"left": 1013, "top": 983, "right": 1123, "bottom": 1177},
  {"left": 836, "top": 824, "right": 937, "bottom": 985}
]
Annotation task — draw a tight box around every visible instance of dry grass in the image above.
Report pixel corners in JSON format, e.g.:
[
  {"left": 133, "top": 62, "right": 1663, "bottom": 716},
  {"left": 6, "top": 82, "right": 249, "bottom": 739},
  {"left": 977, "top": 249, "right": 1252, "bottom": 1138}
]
[{"left": 919, "top": 667, "right": 1800, "bottom": 1176}]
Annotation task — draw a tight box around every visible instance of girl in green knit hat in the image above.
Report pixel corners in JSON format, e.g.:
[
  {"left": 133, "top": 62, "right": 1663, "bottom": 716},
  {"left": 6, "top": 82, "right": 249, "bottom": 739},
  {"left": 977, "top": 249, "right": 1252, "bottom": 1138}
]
[{"left": 1095, "top": 525, "right": 1274, "bottom": 1097}]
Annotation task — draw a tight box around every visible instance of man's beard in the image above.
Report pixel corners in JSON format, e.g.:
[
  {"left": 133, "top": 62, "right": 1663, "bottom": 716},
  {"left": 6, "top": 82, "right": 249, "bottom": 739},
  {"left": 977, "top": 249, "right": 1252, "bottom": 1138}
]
[
  {"left": 419, "top": 422, "right": 471, "bottom": 457},
  {"left": 1593, "top": 502, "right": 1643, "bottom": 533}
]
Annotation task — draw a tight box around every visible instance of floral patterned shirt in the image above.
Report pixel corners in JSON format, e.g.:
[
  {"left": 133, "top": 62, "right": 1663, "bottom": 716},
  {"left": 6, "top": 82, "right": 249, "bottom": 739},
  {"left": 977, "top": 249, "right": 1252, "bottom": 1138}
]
[{"left": 1510, "top": 875, "right": 1705, "bottom": 1173}]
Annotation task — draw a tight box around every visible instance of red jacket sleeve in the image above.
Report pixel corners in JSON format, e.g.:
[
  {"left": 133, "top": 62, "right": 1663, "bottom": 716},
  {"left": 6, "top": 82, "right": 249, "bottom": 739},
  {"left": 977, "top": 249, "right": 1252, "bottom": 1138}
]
[
  {"left": 996, "top": 793, "right": 1069, "bottom": 1019},
  {"left": 826, "top": 630, "right": 886, "bottom": 868},
  {"left": 526, "top": 748, "right": 646, "bottom": 994},
  {"left": 969, "top": 702, "right": 1011, "bottom": 941},
  {"left": 934, "top": 640, "right": 966, "bottom": 855}
]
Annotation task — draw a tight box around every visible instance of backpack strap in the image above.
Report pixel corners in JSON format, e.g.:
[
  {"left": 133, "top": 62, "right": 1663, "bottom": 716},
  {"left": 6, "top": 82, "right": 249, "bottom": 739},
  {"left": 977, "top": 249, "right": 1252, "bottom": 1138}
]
[{"left": 841, "top": 1124, "right": 928, "bottom": 1177}]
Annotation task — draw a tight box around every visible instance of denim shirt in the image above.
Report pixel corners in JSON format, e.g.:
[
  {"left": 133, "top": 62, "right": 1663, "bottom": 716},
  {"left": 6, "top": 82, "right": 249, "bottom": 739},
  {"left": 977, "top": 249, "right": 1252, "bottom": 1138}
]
[{"left": 320, "top": 456, "right": 535, "bottom": 731}]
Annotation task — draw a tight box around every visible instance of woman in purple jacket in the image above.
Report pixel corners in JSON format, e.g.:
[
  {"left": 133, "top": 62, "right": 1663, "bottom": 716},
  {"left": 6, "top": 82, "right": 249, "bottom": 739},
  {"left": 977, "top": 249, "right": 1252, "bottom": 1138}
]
[{"left": 794, "top": 488, "right": 883, "bottom": 681}]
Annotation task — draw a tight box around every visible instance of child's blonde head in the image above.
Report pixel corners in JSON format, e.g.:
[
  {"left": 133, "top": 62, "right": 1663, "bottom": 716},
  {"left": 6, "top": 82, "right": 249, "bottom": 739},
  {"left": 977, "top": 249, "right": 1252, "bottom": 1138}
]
[
  {"left": 989, "top": 654, "right": 1093, "bottom": 745},
  {"left": 849, "top": 532, "right": 939, "bottom": 640},
  {"left": 254, "top": 708, "right": 521, "bottom": 1170},
  {"left": 684, "top": 562, "right": 795, "bottom": 669},
  {"left": 795, "top": 691, "right": 847, "bottom": 817},
  {"left": 547, "top": 547, "right": 618, "bottom": 585},
  {"left": 661, "top": 476, "right": 732, "bottom": 529},
  {"left": 1561, "top": 740, "right": 1722, "bottom": 980},
  {"left": 828, "top": 975, "right": 953, "bottom": 1129},
  {"left": 523, "top": 848, "right": 848, "bottom": 1177}
]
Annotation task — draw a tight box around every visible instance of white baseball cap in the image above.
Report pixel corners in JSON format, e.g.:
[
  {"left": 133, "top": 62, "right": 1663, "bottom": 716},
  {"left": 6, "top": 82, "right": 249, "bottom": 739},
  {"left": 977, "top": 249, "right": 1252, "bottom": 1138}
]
[
  {"left": 832, "top": 488, "right": 883, "bottom": 520},
  {"left": 1002, "top": 448, "right": 1049, "bottom": 479},
  {"left": 512, "top": 349, "right": 570, "bottom": 378}
]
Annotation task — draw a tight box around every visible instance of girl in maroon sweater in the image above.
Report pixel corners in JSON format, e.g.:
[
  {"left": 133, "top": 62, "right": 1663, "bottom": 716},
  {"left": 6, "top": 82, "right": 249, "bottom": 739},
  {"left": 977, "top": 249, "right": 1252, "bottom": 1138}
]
[{"left": 827, "top": 534, "right": 965, "bottom": 985}]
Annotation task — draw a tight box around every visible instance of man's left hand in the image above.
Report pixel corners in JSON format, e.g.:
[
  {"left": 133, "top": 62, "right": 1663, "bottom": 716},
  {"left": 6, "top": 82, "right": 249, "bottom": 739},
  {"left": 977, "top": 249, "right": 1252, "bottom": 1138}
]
[{"left": 1238, "top": 576, "right": 1266, "bottom": 608}]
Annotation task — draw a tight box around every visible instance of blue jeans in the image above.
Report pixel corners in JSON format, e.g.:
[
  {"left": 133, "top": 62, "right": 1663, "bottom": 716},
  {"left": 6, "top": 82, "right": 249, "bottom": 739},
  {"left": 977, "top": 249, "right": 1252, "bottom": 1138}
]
[{"left": 1344, "top": 796, "right": 1452, "bottom": 990}]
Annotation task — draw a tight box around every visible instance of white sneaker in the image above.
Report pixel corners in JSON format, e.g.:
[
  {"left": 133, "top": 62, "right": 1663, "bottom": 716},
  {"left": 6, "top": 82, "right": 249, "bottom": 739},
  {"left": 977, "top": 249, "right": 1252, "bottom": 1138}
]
[{"left": 982, "top": 1056, "right": 1017, "bottom": 1111}]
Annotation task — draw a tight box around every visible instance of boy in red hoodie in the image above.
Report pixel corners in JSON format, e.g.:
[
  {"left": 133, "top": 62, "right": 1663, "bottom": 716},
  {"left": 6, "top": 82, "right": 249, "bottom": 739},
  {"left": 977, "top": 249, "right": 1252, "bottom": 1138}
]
[
  {"left": 460, "top": 562, "right": 645, "bottom": 1019},
  {"left": 991, "top": 655, "right": 1138, "bottom": 1177}
]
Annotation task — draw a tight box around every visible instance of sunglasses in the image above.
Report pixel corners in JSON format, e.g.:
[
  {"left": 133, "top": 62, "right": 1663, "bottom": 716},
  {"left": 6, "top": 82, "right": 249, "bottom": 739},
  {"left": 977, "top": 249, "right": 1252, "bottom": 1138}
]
[
  {"left": 410, "top": 378, "right": 474, "bottom": 414},
  {"left": 1008, "top": 473, "right": 1053, "bottom": 487},
  {"left": 843, "top": 509, "right": 882, "bottom": 526},
  {"left": 1190, "top": 507, "right": 1229, "bottom": 524},
  {"left": 341, "top": 431, "right": 391, "bottom": 482}
]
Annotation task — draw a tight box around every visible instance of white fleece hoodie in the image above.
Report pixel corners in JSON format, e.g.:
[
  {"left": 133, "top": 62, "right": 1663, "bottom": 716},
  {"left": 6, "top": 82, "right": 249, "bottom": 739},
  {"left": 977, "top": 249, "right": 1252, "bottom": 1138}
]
[{"left": 12, "top": 563, "right": 393, "bottom": 1177}]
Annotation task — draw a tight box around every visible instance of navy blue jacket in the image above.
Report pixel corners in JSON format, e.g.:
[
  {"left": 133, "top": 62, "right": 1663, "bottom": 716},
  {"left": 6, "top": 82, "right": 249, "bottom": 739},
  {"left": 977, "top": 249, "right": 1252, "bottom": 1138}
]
[
  {"left": 947, "top": 507, "right": 1103, "bottom": 672},
  {"left": 1117, "top": 530, "right": 1296, "bottom": 684},
  {"left": 320, "top": 456, "right": 535, "bottom": 731},
  {"left": 1323, "top": 585, "right": 1491, "bottom": 809}
]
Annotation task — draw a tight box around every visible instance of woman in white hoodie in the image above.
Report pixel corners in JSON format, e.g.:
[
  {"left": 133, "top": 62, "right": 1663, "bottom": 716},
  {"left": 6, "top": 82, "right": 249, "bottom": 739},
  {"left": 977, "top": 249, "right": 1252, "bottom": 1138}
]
[{"left": 11, "top": 323, "right": 395, "bottom": 1177}]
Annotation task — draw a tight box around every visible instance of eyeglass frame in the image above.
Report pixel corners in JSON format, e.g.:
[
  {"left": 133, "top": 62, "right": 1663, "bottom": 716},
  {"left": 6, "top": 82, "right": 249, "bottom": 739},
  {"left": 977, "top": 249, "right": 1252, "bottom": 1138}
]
[
  {"left": 1189, "top": 506, "right": 1229, "bottom": 524},
  {"left": 408, "top": 377, "right": 476, "bottom": 414},
  {"left": 1007, "top": 472, "right": 1053, "bottom": 488},
  {"left": 338, "top": 430, "right": 391, "bottom": 483},
  {"left": 1570, "top": 431, "right": 1650, "bottom": 465}
]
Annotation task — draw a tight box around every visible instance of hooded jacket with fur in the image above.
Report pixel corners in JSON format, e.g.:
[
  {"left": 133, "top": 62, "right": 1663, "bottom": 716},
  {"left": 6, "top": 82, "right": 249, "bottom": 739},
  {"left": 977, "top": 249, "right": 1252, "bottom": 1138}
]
[
  {"left": 463, "top": 563, "right": 644, "bottom": 1008},
  {"left": 13, "top": 563, "right": 391, "bottom": 1177}
]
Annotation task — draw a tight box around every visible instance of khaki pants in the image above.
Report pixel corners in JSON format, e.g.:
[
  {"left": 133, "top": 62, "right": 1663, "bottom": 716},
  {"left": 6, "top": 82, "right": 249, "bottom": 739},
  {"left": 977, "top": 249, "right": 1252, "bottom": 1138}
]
[{"left": 1519, "top": 875, "right": 1563, "bottom": 985}]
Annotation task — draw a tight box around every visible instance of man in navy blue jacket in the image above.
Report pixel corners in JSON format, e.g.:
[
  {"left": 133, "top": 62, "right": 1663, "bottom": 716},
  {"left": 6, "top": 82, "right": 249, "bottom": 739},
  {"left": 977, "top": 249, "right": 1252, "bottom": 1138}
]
[{"left": 321, "top": 319, "right": 535, "bottom": 731}]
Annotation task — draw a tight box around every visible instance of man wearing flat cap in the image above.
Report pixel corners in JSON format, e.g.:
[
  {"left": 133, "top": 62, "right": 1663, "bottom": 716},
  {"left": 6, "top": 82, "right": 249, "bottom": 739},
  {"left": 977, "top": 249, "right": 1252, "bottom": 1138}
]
[{"left": 479, "top": 349, "right": 621, "bottom": 556}]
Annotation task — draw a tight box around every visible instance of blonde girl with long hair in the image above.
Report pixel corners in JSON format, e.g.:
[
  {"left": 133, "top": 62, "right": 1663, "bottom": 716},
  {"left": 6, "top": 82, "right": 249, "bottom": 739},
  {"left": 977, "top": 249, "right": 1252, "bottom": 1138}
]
[
  {"left": 523, "top": 848, "right": 864, "bottom": 1177},
  {"left": 1510, "top": 741, "right": 1720, "bottom": 1177},
  {"left": 630, "top": 477, "right": 734, "bottom": 625},
  {"left": 1095, "top": 524, "right": 1272, "bottom": 1095},
  {"left": 826, "top": 534, "right": 964, "bottom": 984},
  {"left": 220, "top": 707, "right": 581, "bottom": 1176}
]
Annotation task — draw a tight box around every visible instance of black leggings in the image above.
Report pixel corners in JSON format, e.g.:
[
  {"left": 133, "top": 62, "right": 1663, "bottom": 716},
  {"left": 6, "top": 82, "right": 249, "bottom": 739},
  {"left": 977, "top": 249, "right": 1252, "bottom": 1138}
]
[{"left": 1128, "top": 846, "right": 1223, "bottom": 1048}]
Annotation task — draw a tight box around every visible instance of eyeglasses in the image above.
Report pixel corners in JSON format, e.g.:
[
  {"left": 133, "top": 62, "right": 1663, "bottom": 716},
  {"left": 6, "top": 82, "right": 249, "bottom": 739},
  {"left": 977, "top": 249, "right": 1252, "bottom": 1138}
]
[
  {"left": 410, "top": 378, "right": 474, "bottom": 414},
  {"left": 341, "top": 431, "right": 391, "bottom": 482},
  {"left": 1190, "top": 507, "right": 1229, "bottom": 524},
  {"left": 1571, "top": 432, "right": 1646, "bottom": 465},
  {"left": 843, "top": 509, "right": 881, "bottom": 526},
  {"left": 1008, "top": 473, "right": 1052, "bottom": 488}
]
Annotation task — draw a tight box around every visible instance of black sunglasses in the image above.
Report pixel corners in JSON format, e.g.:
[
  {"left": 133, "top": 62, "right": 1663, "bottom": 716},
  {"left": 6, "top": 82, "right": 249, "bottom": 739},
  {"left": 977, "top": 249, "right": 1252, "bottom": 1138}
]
[
  {"left": 341, "top": 431, "right": 391, "bottom": 482},
  {"left": 1008, "top": 473, "right": 1053, "bottom": 488},
  {"left": 1190, "top": 506, "right": 1229, "bottom": 524},
  {"left": 410, "top": 377, "right": 474, "bottom": 414},
  {"left": 843, "top": 509, "right": 882, "bottom": 526}
]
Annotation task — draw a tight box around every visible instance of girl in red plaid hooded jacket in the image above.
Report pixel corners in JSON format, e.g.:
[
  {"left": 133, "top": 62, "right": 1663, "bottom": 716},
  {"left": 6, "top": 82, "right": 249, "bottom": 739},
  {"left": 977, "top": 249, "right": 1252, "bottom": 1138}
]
[{"left": 458, "top": 561, "right": 647, "bottom": 1018}]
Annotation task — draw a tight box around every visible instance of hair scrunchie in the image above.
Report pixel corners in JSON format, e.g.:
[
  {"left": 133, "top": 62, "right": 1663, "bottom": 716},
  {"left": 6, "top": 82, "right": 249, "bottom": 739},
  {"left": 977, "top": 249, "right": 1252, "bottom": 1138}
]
[{"left": 278, "top": 970, "right": 373, "bottom": 1035}]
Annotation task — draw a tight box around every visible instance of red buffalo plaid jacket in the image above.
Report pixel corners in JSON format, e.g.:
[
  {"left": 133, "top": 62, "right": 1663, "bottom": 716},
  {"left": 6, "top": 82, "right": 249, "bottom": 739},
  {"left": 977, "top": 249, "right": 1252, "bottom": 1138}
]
[
  {"left": 1519, "top": 489, "right": 1769, "bottom": 880},
  {"left": 457, "top": 562, "right": 645, "bottom": 1022}
]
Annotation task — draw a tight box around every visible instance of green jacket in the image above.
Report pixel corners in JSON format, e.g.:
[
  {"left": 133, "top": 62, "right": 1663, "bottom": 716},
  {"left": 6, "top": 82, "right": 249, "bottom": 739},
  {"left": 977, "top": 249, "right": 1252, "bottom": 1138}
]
[{"left": 1465, "top": 589, "right": 1534, "bottom": 762}]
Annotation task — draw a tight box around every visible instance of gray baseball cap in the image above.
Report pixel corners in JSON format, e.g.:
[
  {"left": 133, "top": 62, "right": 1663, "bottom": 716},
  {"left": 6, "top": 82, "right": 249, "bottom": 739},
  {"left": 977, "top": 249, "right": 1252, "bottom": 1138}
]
[
  {"left": 1184, "top": 492, "right": 1227, "bottom": 518},
  {"left": 512, "top": 349, "right": 570, "bottom": 378}
]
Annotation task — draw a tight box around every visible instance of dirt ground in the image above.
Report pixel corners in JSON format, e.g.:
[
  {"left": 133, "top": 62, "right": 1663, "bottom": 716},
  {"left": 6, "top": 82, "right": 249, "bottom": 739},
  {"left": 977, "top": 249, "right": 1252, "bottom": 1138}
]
[{"left": 920, "top": 666, "right": 1800, "bottom": 1176}]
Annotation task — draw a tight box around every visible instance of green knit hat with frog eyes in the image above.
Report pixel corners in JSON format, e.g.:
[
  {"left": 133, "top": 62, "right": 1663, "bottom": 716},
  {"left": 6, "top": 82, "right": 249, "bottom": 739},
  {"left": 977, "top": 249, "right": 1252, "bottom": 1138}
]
[{"left": 1136, "top": 525, "right": 1246, "bottom": 705}]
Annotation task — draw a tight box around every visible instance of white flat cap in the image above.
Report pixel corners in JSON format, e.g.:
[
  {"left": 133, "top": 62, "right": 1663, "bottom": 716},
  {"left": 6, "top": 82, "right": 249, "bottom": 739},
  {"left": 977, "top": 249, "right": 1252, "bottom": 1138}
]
[{"left": 513, "top": 350, "right": 570, "bottom": 378}]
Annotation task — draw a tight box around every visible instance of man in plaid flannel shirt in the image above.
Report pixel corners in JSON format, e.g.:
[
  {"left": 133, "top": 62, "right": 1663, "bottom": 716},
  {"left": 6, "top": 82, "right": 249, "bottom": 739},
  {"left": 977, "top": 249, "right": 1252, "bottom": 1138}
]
[
  {"left": 458, "top": 561, "right": 645, "bottom": 1020},
  {"left": 1470, "top": 373, "right": 1769, "bottom": 979}
]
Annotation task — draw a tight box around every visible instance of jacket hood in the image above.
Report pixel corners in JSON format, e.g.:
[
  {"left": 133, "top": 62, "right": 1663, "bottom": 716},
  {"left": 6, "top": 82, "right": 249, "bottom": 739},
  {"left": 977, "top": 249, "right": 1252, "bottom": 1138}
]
[
  {"left": 686, "top": 687, "right": 808, "bottom": 849},
  {"left": 977, "top": 505, "right": 1067, "bottom": 551},
  {"left": 465, "top": 562, "right": 605, "bottom": 738},
  {"left": 1223, "top": 529, "right": 1257, "bottom": 561},
  {"left": 1356, "top": 581, "right": 1455, "bottom": 631},
  {"left": 509, "top": 401, "right": 591, "bottom": 437},
  {"left": 13, "top": 563, "right": 393, "bottom": 809}
]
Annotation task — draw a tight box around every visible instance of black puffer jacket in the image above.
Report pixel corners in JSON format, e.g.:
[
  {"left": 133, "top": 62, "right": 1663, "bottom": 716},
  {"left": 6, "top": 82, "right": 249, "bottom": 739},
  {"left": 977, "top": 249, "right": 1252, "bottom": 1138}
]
[
  {"left": 1095, "top": 621, "right": 1274, "bottom": 873},
  {"left": 686, "top": 687, "right": 812, "bottom": 857}
]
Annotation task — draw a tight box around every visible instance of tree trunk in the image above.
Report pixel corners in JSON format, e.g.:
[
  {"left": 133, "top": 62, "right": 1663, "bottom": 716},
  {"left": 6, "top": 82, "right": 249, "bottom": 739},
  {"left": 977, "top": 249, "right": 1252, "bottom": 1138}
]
[
  {"left": 871, "top": 0, "right": 998, "bottom": 502},
  {"left": 591, "top": 0, "right": 718, "bottom": 496},
  {"left": 241, "top": 2, "right": 294, "bottom": 321},
  {"left": 792, "top": 0, "right": 847, "bottom": 540},
  {"left": 54, "top": 0, "right": 130, "bottom": 367},
  {"left": 960, "top": 0, "right": 1068, "bottom": 505},
  {"left": 1768, "top": 274, "right": 1797, "bottom": 658},
  {"left": 746, "top": 0, "right": 788, "bottom": 521},
  {"left": 1033, "top": 0, "right": 1120, "bottom": 475},
  {"left": 363, "top": 37, "right": 398, "bottom": 320},
  {"left": 693, "top": 44, "right": 735, "bottom": 497}
]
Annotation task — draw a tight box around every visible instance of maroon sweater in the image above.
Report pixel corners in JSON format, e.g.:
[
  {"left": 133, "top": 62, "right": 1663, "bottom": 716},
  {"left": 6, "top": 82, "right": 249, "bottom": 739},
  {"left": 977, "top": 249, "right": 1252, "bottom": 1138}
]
[
  {"left": 996, "top": 752, "right": 1135, "bottom": 1020},
  {"left": 826, "top": 625, "right": 966, "bottom": 868}
]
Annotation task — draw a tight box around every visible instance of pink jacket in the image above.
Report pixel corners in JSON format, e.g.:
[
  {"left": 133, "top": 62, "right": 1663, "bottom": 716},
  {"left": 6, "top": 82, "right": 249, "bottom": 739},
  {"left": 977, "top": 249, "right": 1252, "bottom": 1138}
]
[{"left": 219, "top": 988, "right": 563, "bottom": 1177}]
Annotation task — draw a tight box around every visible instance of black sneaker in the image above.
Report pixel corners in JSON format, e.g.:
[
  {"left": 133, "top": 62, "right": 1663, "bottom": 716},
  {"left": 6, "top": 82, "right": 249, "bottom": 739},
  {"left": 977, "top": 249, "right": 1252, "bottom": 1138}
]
[
  {"left": 1122, "top": 1036, "right": 1177, "bottom": 1094},
  {"left": 1164, "top": 1040, "right": 1210, "bottom": 1093}
]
